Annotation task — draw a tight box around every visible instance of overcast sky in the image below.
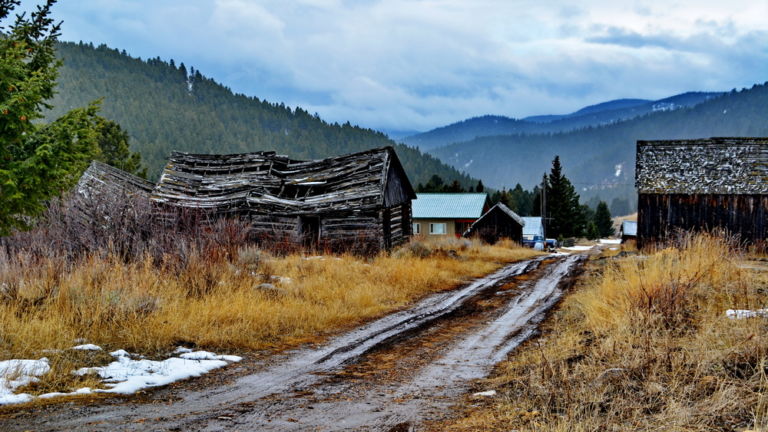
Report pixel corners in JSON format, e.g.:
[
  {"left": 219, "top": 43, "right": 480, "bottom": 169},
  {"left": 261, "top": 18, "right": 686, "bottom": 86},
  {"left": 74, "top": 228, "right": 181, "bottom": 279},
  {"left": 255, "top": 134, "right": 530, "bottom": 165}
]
[{"left": 29, "top": 0, "right": 768, "bottom": 131}]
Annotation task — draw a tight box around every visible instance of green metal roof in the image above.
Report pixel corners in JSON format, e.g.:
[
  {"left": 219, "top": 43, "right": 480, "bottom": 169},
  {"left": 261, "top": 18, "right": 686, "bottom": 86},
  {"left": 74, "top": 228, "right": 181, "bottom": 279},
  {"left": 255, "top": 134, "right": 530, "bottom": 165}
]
[{"left": 412, "top": 193, "right": 489, "bottom": 219}]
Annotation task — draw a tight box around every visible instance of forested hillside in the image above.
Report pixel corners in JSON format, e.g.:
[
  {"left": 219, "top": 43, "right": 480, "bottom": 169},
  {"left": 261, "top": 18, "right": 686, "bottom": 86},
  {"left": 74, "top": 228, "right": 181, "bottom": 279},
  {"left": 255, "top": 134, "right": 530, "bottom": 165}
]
[
  {"left": 46, "top": 42, "right": 475, "bottom": 186},
  {"left": 432, "top": 83, "right": 768, "bottom": 207},
  {"left": 403, "top": 92, "right": 721, "bottom": 150}
]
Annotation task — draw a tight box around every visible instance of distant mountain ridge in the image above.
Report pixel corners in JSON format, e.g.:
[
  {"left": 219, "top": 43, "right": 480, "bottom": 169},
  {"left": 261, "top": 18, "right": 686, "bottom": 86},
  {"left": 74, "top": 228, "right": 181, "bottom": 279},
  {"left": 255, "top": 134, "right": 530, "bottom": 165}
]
[
  {"left": 429, "top": 83, "right": 768, "bottom": 209},
  {"left": 402, "top": 92, "right": 723, "bottom": 150},
  {"left": 46, "top": 41, "right": 476, "bottom": 187}
]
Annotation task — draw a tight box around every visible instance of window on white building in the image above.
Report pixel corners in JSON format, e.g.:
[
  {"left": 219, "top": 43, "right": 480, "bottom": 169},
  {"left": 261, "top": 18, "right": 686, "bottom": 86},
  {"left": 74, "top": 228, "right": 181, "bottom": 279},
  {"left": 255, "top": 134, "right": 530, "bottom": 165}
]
[
  {"left": 412, "top": 223, "right": 421, "bottom": 234},
  {"left": 429, "top": 223, "right": 447, "bottom": 235}
]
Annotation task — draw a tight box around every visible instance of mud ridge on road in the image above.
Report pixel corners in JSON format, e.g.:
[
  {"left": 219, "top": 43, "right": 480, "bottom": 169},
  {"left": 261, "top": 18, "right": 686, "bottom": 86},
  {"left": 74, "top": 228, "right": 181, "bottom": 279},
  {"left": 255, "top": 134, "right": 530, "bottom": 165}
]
[{"left": 1, "top": 254, "right": 584, "bottom": 432}]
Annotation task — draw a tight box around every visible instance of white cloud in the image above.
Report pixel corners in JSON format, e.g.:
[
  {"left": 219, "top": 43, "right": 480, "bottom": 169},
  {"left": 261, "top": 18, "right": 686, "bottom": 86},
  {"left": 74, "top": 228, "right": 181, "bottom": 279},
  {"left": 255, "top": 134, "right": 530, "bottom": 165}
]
[{"left": 36, "top": 0, "right": 768, "bottom": 130}]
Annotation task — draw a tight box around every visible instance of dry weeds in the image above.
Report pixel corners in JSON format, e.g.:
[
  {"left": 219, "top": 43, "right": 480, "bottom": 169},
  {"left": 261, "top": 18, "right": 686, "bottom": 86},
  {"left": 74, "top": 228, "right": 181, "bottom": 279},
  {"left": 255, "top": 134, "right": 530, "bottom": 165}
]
[
  {"left": 0, "top": 236, "right": 539, "bottom": 396},
  {"left": 438, "top": 234, "right": 768, "bottom": 432}
]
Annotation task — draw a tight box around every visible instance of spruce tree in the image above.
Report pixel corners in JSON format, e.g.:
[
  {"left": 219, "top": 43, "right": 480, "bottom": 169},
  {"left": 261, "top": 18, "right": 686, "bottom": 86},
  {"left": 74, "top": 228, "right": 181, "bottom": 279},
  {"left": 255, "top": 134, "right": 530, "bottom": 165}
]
[
  {"left": 0, "top": 0, "right": 101, "bottom": 234},
  {"left": 544, "top": 156, "right": 582, "bottom": 238},
  {"left": 594, "top": 201, "right": 615, "bottom": 237},
  {"left": 94, "top": 117, "right": 147, "bottom": 178}
]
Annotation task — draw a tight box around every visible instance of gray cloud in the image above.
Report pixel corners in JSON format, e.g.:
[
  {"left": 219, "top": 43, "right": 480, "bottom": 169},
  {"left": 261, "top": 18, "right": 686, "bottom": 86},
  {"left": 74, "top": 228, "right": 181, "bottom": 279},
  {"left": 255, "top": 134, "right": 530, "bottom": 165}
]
[{"left": 26, "top": 0, "right": 768, "bottom": 130}]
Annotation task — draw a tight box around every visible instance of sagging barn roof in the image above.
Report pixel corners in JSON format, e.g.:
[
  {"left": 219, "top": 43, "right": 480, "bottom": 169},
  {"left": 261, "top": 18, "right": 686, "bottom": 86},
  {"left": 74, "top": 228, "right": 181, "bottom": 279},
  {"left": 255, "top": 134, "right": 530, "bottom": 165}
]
[
  {"left": 636, "top": 137, "right": 768, "bottom": 195},
  {"left": 77, "top": 160, "right": 154, "bottom": 199},
  {"left": 412, "top": 193, "right": 490, "bottom": 219},
  {"left": 151, "top": 146, "right": 416, "bottom": 216}
]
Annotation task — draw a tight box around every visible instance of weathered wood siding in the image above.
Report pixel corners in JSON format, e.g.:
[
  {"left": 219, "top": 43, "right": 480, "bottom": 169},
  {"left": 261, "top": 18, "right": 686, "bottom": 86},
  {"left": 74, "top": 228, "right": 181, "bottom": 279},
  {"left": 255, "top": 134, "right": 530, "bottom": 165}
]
[
  {"left": 464, "top": 204, "right": 524, "bottom": 244},
  {"left": 637, "top": 193, "right": 768, "bottom": 246}
]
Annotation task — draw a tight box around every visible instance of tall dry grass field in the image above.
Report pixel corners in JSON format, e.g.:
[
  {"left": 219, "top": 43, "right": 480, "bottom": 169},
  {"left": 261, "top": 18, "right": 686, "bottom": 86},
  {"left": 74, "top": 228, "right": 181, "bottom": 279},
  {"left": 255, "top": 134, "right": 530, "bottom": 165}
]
[
  {"left": 0, "top": 236, "right": 539, "bottom": 396},
  {"left": 439, "top": 234, "right": 768, "bottom": 432}
]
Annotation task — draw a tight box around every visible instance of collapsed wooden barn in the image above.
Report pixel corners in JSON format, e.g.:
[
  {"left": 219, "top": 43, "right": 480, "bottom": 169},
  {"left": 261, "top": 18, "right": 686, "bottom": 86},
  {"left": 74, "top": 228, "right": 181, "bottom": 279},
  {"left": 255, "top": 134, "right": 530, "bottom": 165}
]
[
  {"left": 151, "top": 146, "right": 416, "bottom": 253},
  {"left": 635, "top": 137, "right": 768, "bottom": 247},
  {"left": 73, "top": 161, "right": 155, "bottom": 227},
  {"left": 67, "top": 161, "right": 156, "bottom": 254}
]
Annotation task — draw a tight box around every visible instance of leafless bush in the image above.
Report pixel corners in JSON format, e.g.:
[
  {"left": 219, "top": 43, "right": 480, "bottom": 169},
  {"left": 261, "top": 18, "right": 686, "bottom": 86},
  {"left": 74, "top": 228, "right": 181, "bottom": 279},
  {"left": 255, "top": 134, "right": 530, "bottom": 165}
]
[{"left": 0, "top": 190, "right": 254, "bottom": 266}]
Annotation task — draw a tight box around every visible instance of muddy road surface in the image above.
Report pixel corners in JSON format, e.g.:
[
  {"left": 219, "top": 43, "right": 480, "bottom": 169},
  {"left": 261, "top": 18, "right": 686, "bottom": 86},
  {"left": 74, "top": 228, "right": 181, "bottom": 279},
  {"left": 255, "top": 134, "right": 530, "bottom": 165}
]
[{"left": 2, "top": 254, "right": 584, "bottom": 431}]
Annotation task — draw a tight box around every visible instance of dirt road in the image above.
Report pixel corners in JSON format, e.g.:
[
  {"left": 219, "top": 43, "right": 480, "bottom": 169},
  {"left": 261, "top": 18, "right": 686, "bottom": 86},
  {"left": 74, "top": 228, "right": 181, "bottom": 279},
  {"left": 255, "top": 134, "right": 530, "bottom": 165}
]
[{"left": 1, "top": 254, "right": 584, "bottom": 431}]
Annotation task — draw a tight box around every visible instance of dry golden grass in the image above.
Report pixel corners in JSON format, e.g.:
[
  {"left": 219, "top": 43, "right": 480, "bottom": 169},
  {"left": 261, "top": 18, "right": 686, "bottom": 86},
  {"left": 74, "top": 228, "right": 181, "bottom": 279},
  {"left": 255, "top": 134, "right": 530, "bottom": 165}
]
[
  {"left": 0, "top": 237, "right": 539, "bottom": 396},
  {"left": 438, "top": 234, "right": 768, "bottom": 432}
]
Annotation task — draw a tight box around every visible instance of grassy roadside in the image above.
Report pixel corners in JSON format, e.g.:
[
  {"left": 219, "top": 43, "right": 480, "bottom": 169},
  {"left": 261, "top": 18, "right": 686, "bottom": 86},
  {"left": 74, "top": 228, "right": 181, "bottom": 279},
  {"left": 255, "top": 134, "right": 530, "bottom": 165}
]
[
  {"left": 435, "top": 234, "right": 768, "bottom": 431},
  {"left": 0, "top": 237, "right": 540, "bottom": 397}
]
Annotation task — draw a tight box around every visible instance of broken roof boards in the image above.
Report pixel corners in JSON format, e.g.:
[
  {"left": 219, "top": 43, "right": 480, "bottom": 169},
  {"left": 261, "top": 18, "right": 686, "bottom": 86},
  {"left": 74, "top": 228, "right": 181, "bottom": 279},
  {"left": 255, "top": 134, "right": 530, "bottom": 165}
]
[
  {"left": 75, "top": 147, "right": 416, "bottom": 253},
  {"left": 635, "top": 137, "right": 768, "bottom": 246}
]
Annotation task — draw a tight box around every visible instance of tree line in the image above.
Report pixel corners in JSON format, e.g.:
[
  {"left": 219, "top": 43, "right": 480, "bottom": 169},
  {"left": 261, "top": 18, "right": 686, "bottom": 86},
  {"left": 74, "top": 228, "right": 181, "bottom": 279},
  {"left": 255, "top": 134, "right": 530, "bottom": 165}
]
[
  {"left": 417, "top": 155, "right": 616, "bottom": 240},
  {"left": 47, "top": 40, "right": 477, "bottom": 188}
]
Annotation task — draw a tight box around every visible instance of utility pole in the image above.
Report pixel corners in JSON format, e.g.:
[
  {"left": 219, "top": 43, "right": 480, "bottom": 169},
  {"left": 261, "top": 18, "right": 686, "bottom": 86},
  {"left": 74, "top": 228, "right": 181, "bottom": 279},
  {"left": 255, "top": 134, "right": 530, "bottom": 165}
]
[{"left": 541, "top": 173, "right": 546, "bottom": 239}]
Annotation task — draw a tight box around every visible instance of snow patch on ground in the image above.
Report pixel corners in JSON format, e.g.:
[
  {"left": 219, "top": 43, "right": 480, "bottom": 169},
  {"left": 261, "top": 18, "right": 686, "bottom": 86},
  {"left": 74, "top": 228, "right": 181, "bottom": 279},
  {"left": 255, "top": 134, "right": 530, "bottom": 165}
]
[
  {"left": 179, "top": 351, "right": 242, "bottom": 362},
  {"left": 71, "top": 344, "right": 102, "bottom": 351},
  {"left": 77, "top": 354, "right": 235, "bottom": 394},
  {"left": 39, "top": 387, "right": 93, "bottom": 399},
  {"left": 599, "top": 238, "right": 621, "bottom": 244},
  {"left": 726, "top": 309, "right": 768, "bottom": 319},
  {"left": 561, "top": 245, "right": 594, "bottom": 251},
  {"left": 0, "top": 358, "right": 50, "bottom": 405},
  {"left": 0, "top": 347, "right": 240, "bottom": 405}
]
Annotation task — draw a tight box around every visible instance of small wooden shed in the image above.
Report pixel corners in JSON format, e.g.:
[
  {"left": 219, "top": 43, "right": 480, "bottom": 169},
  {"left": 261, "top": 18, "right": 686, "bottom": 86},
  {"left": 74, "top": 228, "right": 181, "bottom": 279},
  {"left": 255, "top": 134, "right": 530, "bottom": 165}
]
[
  {"left": 151, "top": 146, "right": 416, "bottom": 253},
  {"left": 464, "top": 202, "right": 524, "bottom": 244},
  {"left": 635, "top": 137, "right": 768, "bottom": 247}
]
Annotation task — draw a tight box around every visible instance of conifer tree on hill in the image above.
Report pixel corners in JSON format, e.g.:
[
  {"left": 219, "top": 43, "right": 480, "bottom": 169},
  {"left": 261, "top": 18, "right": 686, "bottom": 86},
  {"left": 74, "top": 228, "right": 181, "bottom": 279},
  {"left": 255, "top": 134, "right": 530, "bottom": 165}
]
[
  {"left": 544, "top": 156, "right": 583, "bottom": 238},
  {"left": 0, "top": 0, "right": 145, "bottom": 234},
  {"left": 0, "top": 0, "right": 102, "bottom": 234},
  {"left": 594, "top": 201, "right": 615, "bottom": 238}
]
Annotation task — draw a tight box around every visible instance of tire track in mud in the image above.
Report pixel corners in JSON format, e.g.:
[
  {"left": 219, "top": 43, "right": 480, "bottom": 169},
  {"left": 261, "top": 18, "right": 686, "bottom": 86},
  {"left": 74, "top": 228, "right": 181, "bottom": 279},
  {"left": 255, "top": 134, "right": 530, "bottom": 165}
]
[{"left": 1, "top": 254, "right": 584, "bottom": 432}]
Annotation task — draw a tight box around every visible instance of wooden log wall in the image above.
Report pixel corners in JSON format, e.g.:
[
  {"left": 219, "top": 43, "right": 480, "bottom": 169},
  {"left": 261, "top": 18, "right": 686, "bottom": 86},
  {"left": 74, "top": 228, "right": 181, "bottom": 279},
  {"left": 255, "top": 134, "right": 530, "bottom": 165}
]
[{"left": 638, "top": 193, "right": 768, "bottom": 247}]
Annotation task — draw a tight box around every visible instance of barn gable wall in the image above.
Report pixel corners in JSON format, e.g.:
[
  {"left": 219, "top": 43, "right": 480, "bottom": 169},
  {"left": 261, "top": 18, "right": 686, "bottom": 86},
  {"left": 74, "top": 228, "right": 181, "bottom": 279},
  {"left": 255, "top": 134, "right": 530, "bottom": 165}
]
[{"left": 638, "top": 193, "right": 767, "bottom": 246}]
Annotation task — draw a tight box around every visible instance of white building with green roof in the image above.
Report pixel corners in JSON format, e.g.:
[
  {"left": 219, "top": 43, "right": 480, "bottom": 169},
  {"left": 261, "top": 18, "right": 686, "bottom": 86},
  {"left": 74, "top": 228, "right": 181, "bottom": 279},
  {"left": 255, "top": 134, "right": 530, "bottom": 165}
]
[{"left": 411, "top": 193, "right": 491, "bottom": 237}]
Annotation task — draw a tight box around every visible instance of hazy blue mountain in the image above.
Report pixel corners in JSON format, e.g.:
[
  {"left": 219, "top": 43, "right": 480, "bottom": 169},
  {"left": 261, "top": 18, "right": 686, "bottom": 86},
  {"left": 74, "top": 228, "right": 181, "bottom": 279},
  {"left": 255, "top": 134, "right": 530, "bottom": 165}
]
[
  {"left": 403, "top": 92, "right": 723, "bottom": 150},
  {"left": 430, "top": 84, "right": 768, "bottom": 209},
  {"left": 378, "top": 128, "right": 423, "bottom": 140},
  {"left": 524, "top": 98, "right": 650, "bottom": 123}
]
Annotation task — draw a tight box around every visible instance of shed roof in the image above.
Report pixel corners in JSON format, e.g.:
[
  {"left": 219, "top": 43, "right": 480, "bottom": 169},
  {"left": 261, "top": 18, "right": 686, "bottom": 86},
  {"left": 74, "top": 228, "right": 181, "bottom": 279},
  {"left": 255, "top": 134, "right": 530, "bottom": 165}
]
[
  {"left": 636, "top": 137, "right": 768, "bottom": 194},
  {"left": 621, "top": 220, "right": 637, "bottom": 236},
  {"left": 522, "top": 217, "right": 543, "bottom": 237},
  {"left": 412, "top": 193, "right": 489, "bottom": 219}
]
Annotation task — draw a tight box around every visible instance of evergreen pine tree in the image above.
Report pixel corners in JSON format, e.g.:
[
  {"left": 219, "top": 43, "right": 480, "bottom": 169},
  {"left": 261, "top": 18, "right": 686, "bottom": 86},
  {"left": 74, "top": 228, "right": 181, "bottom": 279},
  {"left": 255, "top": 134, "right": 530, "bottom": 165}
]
[
  {"left": 545, "top": 156, "right": 582, "bottom": 238},
  {"left": 475, "top": 180, "right": 484, "bottom": 193},
  {"left": 586, "top": 221, "right": 600, "bottom": 240},
  {"left": 0, "top": 0, "right": 101, "bottom": 234},
  {"left": 94, "top": 117, "right": 147, "bottom": 178},
  {"left": 594, "top": 201, "right": 615, "bottom": 237}
]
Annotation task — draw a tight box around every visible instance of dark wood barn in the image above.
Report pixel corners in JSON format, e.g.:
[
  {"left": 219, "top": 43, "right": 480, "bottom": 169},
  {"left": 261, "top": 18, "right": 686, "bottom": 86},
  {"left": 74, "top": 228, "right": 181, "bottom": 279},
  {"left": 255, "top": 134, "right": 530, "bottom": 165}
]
[
  {"left": 463, "top": 203, "right": 524, "bottom": 244},
  {"left": 151, "top": 146, "right": 416, "bottom": 253},
  {"left": 635, "top": 137, "right": 768, "bottom": 247}
]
